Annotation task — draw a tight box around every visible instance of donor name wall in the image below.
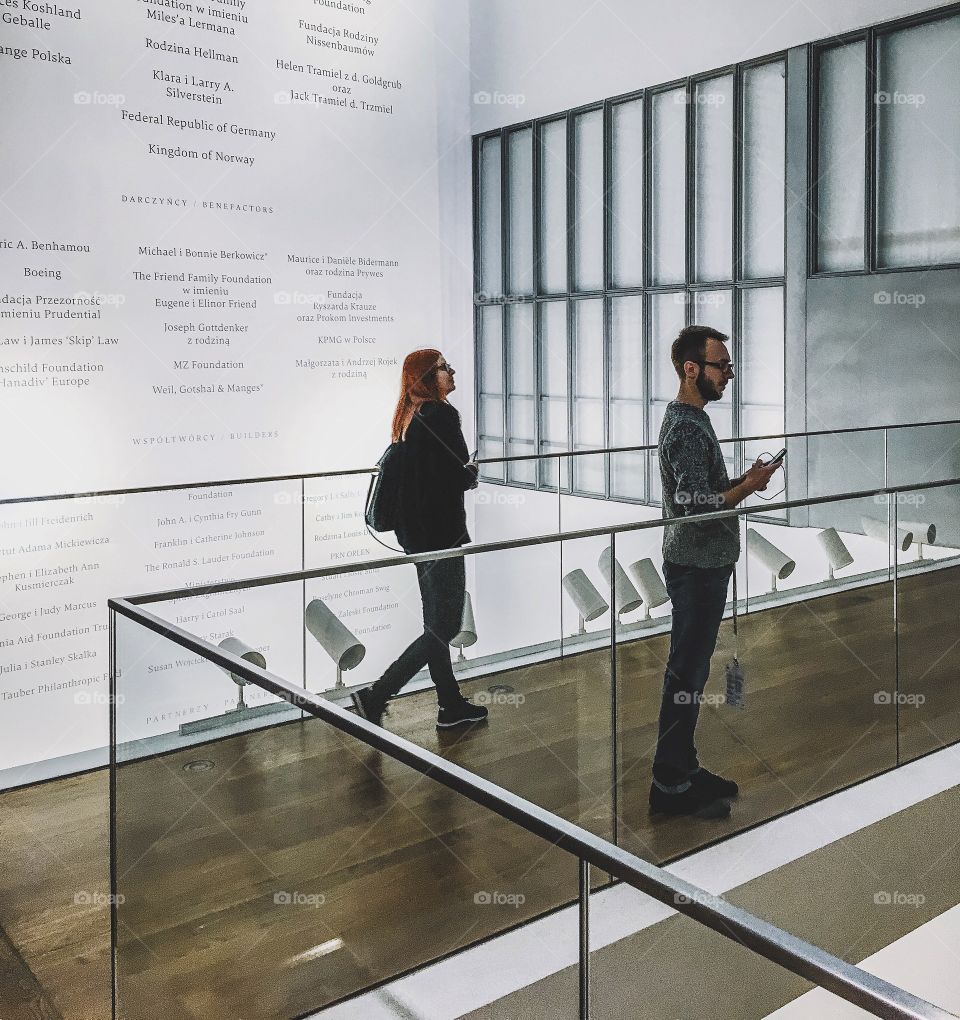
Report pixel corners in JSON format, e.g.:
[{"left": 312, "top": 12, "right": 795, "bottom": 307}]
[{"left": 0, "top": 0, "right": 462, "bottom": 781}]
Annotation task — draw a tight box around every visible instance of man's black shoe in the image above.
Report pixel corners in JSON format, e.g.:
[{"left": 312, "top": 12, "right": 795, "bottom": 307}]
[
  {"left": 437, "top": 699, "right": 489, "bottom": 729},
  {"left": 691, "top": 767, "right": 739, "bottom": 799},
  {"left": 649, "top": 782, "right": 731, "bottom": 820},
  {"left": 351, "top": 687, "right": 386, "bottom": 728}
]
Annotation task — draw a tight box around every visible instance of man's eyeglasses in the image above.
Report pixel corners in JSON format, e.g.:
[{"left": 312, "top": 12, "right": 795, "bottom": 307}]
[
  {"left": 698, "top": 359, "right": 735, "bottom": 374},
  {"left": 436, "top": 362, "right": 454, "bottom": 374}
]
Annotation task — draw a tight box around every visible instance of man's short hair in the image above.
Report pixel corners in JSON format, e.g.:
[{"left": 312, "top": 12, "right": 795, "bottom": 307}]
[{"left": 671, "top": 324, "right": 730, "bottom": 381}]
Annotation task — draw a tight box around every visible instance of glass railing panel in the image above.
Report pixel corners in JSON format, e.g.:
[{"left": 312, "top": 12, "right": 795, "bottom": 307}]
[
  {"left": 737, "top": 492, "right": 898, "bottom": 808},
  {"left": 887, "top": 422, "right": 960, "bottom": 488},
  {"left": 112, "top": 607, "right": 578, "bottom": 1019},
  {"left": 805, "top": 428, "right": 887, "bottom": 501},
  {"left": 613, "top": 513, "right": 748, "bottom": 864},
  {"left": 473, "top": 452, "right": 560, "bottom": 546},
  {"left": 895, "top": 482, "right": 960, "bottom": 763}
]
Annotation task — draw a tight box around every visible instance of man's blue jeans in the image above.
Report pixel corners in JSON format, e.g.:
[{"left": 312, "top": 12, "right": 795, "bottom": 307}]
[{"left": 653, "top": 560, "right": 734, "bottom": 792}]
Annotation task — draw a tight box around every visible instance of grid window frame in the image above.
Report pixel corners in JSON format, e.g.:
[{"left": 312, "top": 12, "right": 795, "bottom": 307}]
[
  {"left": 473, "top": 53, "right": 788, "bottom": 507},
  {"left": 810, "top": 2, "right": 960, "bottom": 278}
]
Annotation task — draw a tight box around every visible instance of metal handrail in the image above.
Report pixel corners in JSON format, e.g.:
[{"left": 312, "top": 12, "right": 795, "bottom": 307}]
[
  {"left": 125, "top": 474, "right": 960, "bottom": 605},
  {"left": 107, "top": 597, "right": 957, "bottom": 1020},
  {"left": 5, "top": 416, "right": 960, "bottom": 506}
]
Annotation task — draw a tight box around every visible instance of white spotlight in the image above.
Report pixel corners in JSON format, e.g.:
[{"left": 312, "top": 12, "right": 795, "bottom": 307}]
[
  {"left": 305, "top": 597, "right": 366, "bottom": 689},
  {"left": 861, "top": 515, "right": 914, "bottom": 553},
  {"left": 626, "top": 558, "right": 670, "bottom": 620},
  {"left": 598, "top": 547, "right": 644, "bottom": 619},
  {"left": 816, "top": 528, "right": 854, "bottom": 581},
  {"left": 451, "top": 591, "right": 478, "bottom": 662},
  {"left": 562, "top": 569, "right": 609, "bottom": 635},
  {"left": 747, "top": 528, "right": 796, "bottom": 594}
]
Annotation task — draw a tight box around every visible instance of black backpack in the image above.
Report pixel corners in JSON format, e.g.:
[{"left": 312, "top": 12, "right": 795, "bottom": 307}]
[{"left": 365, "top": 440, "right": 406, "bottom": 533}]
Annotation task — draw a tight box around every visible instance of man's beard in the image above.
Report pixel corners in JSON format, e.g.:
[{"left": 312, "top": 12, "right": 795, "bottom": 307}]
[{"left": 695, "top": 372, "right": 723, "bottom": 403}]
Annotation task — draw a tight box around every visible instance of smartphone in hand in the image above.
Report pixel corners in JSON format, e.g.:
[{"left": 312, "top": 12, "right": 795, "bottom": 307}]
[{"left": 764, "top": 447, "right": 787, "bottom": 466}]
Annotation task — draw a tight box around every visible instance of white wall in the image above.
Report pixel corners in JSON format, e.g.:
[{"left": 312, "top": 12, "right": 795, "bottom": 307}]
[
  {"left": 0, "top": 0, "right": 476, "bottom": 784},
  {"left": 469, "top": 0, "right": 951, "bottom": 132}
]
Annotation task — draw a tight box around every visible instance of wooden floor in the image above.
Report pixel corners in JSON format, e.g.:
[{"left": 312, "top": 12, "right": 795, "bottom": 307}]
[{"left": 2, "top": 566, "right": 959, "bottom": 1020}]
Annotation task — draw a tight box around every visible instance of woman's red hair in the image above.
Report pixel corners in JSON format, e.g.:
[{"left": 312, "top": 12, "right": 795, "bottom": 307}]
[{"left": 391, "top": 348, "right": 444, "bottom": 442}]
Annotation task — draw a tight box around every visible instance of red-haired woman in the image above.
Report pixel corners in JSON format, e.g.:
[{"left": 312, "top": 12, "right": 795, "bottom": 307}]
[{"left": 352, "top": 349, "right": 489, "bottom": 729}]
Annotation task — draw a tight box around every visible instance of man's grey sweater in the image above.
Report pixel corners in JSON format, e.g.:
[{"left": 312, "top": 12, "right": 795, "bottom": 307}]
[{"left": 658, "top": 400, "right": 740, "bottom": 568}]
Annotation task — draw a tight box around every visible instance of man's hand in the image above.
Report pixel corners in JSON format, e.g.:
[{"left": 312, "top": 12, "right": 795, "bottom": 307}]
[{"left": 741, "top": 457, "right": 780, "bottom": 495}]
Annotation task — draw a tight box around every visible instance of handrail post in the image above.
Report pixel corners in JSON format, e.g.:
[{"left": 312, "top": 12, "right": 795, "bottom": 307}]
[{"left": 579, "top": 858, "right": 590, "bottom": 1020}]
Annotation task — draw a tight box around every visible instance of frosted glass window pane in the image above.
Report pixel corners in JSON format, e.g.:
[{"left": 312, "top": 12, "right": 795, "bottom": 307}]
[
  {"left": 507, "top": 128, "right": 534, "bottom": 294},
  {"left": 507, "top": 301, "right": 535, "bottom": 457},
  {"left": 651, "top": 292, "right": 686, "bottom": 401},
  {"left": 877, "top": 15, "right": 960, "bottom": 267},
  {"left": 706, "top": 402, "right": 734, "bottom": 442},
  {"left": 575, "top": 400, "right": 604, "bottom": 446},
  {"left": 816, "top": 43, "right": 865, "bottom": 271},
  {"left": 651, "top": 89, "right": 687, "bottom": 285},
  {"left": 692, "top": 288, "right": 733, "bottom": 339},
  {"left": 480, "top": 305, "right": 503, "bottom": 394},
  {"left": 611, "top": 99, "right": 644, "bottom": 287},
  {"left": 574, "top": 299, "right": 604, "bottom": 400},
  {"left": 480, "top": 136, "right": 503, "bottom": 295},
  {"left": 508, "top": 439, "right": 537, "bottom": 485},
  {"left": 507, "top": 303, "right": 534, "bottom": 396},
  {"left": 540, "top": 119, "right": 568, "bottom": 293},
  {"left": 509, "top": 396, "right": 535, "bottom": 441},
  {"left": 611, "top": 295, "right": 643, "bottom": 400},
  {"left": 742, "top": 404, "right": 784, "bottom": 439},
  {"left": 480, "top": 437, "right": 504, "bottom": 481},
  {"left": 480, "top": 396, "right": 503, "bottom": 435},
  {"left": 611, "top": 399, "right": 644, "bottom": 443},
  {"left": 649, "top": 401, "right": 669, "bottom": 501},
  {"left": 540, "top": 300, "right": 568, "bottom": 398},
  {"left": 611, "top": 449, "right": 645, "bottom": 499},
  {"left": 694, "top": 75, "right": 734, "bottom": 283},
  {"left": 541, "top": 397, "right": 568, "bottom": 443},
  {"left": 743, "top": 61, "right": 785, "bottom": 279},
  {"left": 611, "top": 399, "right": 645, "bottom": 500},
  {"left": 539, "top": 445, "right": 568, "bottom": 491},
  {"left": 741, "top": 287, "right": 784, "bottom": 408},
  {"left": 574, "top": 110, "right": 604, "bottom": 291},
  {"left": 575, "top": 447, "right": 605, "bottom": 494}
]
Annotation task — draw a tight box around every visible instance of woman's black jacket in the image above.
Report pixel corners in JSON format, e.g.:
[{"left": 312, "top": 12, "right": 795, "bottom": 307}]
[{"left": 395, "top": 400, "right": 477, "bottom": 554}]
